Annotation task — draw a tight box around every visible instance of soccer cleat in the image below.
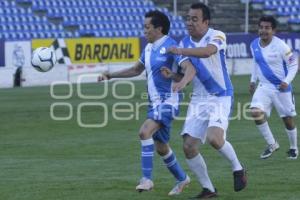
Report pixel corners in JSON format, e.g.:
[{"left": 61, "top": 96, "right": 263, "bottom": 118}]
[
  {"left": 168, "top": 175, "right": 190, "bottom": 196},
  {"left": 287, "top": 149, "right": 298, "bottom": 159},
  {"left": 233, "top": 168, "right": 247, "bottom": 192},
  {"left": 136, "top": 177, "right": 154, "bottom": 192},
  {"left": 189, "top": 188, "right": 217, "bottom": 199},
  {"left": 260, "top": 141, "right": 280, "bottom": 159}
]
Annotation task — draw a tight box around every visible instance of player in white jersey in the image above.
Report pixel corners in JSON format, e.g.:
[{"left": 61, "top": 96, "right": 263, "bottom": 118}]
[
  {"left": 161, "top": 3, "right": 247, "bottom": 198},
  {"left": 98, "top": 10, "right": 196, "bottom": 196},
  {"left": 249, "top": 16, "right": 298, "bottom": 159}
]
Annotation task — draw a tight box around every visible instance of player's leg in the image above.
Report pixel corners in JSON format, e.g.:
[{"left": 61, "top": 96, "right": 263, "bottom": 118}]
[
  {"left": 136, "top": 119, "right": 161, "bottom": 192},
  {"left": 282, "top": 117, "right": 298, "bottom": 159},
  {"left": 154, "top": 140, "right": 190, "bottom": 196},
  {"left": 183, "top": 134, "right": 217, "bottom": 198},
  {"left": 152, "top": 103, "right": 190, "bottom": 195},
  {"left": 274, "top": 91, "right": 298, "bottom": 159},
  {"left": 206, "top": 126, "right": 247, "bottom": 192},
  {"left": 207, "top": 96, "right": 242, "bottom": 172},
  {"left": 180, "top": 101, "right": 217, "bottom": 198},
  {"left": 207, "top": 96, "right": 246, "bottom": 192},
  {"left": 250, "top": 87, "right": 279, "bottom": 158}
]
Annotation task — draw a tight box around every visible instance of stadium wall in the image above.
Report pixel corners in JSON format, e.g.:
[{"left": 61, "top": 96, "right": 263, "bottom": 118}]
[
  {"left": 0, "top": 67, "right": 15, "bottom": 88},
  {"left": 5, "top": 41, "right": 32, "bottom": 69},
  {"left": 0, "top": 34, "right": 299, "bottom": 88},
  {"left": 21, "top": 65, "right": 68, "bottom": 87}
]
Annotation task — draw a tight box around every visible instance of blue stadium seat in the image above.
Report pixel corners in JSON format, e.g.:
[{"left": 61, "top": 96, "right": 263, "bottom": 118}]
[
  {"left": 16, "top": 0, "right": 32, "bottom": 3},
  {"left": 74, "top": 31, "right": 80, "bottom": 37},
  {"left": 251, "top": 0, "right": 300, "bottom": 27},
  {"left": 0, "top": 25, "right": 7, "bottom": 32},
  {"left": 0, "top": 0, "right": 187, "bottom": 39}
]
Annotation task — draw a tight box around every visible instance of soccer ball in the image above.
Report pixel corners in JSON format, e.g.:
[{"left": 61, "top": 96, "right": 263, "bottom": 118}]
[{"left": 31, "top": 47, "right": 57, "bottom": 72}]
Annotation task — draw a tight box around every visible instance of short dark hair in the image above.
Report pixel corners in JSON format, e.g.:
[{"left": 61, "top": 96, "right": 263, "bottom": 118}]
[
  {"left": 145, "top": 10, "right": 170, "bottom": 35},
  {"left": 259, "top": 15, "right": 277, "bottom": 29},
  {"left": 190, "top": 3, "right": 211, "bottom": 21}
]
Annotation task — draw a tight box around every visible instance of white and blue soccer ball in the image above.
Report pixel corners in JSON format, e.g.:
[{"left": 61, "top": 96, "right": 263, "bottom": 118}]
[{"left": 31, "top": 47, "right": 57, "bottom": 72}]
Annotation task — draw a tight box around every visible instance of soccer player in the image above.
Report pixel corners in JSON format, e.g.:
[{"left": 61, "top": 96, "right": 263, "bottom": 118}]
[
  {"left": 99, "top": 10, "right": 195, "bottom": 195},
  {"left": 249, "top": 16, "right": 298, "bottom": 159},
  {"left": 161, "top": 3, "right": 247, "bottom": 198}
]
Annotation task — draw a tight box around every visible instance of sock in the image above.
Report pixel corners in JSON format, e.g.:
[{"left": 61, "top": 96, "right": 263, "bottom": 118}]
[
  {"left": 141, "top": 138, "right": 154, "bottom": 180},
  {"left": 285, "top": 128, "right": 298, "bottom": 150},
  {"left": 186, "top": 154, "right": 215, "bottom": 192},
  {"left": 218, "top": 141, "right": 243, "bottom": 171},
  {"left": 162, "top": 149, "right": 186, "bottom": 181},
  {"left": 257, "top": 122, "right": 276, "bottom": 145}
]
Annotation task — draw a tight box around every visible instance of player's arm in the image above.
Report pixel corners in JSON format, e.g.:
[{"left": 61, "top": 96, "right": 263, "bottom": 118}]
[
  {"left": 99, "top": 61, "right": 144, "bottom": 81},
  {"left": 249, "top": 48, "right": 258, "bottom": 95},
  {"left": 172, "top": 60, "right": 196, "bottom": 92},
  {"left": 249, "top": 66, "right": 258, "bottom": 95},
  {"left": 281, "top": 50, "right": 298, "bottom": 87},
  {"left": 168, "top": 32, "right": 225, "bottom": 58},
  {"left": 160, "top": 67, "right": 183, "bottom": 82},
  {"left": 167, "top": 44, "right": 217, "bottom": 58}
]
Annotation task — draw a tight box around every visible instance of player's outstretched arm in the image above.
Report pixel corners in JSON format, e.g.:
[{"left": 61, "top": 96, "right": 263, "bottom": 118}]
[
  {"left": 160, "top": 67, "right": 183, "bottom": 82},
  {"left": 167, "top": 44, "right": 217, "bottom": 58},
  {"left": 98, "top": 61, "right": 145, "bottom": 81},
  {"left": 172, "top": 60, "right": 196, "bottom": 92}
]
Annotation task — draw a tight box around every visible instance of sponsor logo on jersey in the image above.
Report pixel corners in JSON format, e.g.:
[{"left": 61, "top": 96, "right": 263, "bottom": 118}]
[{"left": 160, "top": 47, "right": 166, "bottom": 54}]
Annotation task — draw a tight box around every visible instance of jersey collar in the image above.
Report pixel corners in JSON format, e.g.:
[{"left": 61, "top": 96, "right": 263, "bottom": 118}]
[{"left": 152, "top": 35, "right": 168, "bottom": 51}]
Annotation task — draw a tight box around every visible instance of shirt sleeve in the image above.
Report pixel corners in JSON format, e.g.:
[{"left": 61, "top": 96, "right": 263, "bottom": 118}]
[
  {"left": 175, "top": 41, "right": 189, "bottom": 66},
  {"left": 280, "top": 42, "right": 298, "bottom": 84},
  {"left": 208, "top": 31, "right": 226, "bottom": 51}
]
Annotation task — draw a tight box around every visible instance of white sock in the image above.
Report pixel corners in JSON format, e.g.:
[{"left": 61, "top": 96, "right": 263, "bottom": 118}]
[
  {"left": 285, "top": 128, "right": 298, "bottom": 150},
  {"left": 186, "top": 154, "right": 215, "bottom": 192},
  {"left": 257, "top": 122, "right": 276, "bottom": 145},
  {"left": 218, "top": 141, "right": 243, "bottom": 171}
]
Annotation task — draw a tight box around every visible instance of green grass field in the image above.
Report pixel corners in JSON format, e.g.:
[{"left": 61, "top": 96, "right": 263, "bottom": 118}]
[{"left": 0, "top": 75, "right": 299, "bottom": 200}]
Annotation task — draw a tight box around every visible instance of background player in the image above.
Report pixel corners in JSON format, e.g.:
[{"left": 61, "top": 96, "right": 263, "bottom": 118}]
[{"left": 249, "top": 16, "right": 298, "bottom": 159}]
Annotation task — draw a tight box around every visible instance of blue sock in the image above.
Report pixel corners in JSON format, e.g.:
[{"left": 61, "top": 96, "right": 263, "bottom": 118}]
[
  {"left": 141, "top": 139, "right": 154, "bottom": 180},
  {"left": 163, "top": 150, "right": 186, "bottom": 181}
]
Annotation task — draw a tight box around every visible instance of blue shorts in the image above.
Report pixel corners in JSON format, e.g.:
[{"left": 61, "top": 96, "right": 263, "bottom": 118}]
[{"left": 147, "top": 104, "right": 179, "bottom": 144}]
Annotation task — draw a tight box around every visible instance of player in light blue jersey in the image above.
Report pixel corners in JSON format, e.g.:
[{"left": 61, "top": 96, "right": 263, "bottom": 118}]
[
  {"left": 249, "top": 16, "right": 298, "bottom": 159},
  {"left": 161, "top": 3, "right": 247, "bottom": 198},
  {"left": 99, "top": 10, "right": 196, "bottom": 196}
]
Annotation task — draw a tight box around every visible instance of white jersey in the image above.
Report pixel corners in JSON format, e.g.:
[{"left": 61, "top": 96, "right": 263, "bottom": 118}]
[
  {"left": 179, "top": 28, "right": 233, "bottom": 98},
  {"left": 250, "top": 36, "right": 298, "bottom": 92}
]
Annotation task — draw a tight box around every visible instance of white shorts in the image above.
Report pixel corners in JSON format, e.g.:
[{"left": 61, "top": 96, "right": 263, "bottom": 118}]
[
  {"left": 250, "top": 85, "right": 297, "bottom": 117},
  {"left": 181, "top": 96, "right": 232, "bottom": 143}
]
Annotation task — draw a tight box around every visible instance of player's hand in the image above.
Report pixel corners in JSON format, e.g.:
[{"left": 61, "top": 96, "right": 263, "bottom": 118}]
[
  {"left": 160, "top": 67, "right": 173, "bottom": 79},
  {"left": 249, "top": 82, "right": 256, "bottom": 95},
  {"left": 278, "top": 82, "right": 289, "bottom": 91},
  {"left": 167, "top": 46, "right": 182, "bottom": 55},
  {"left": 98, "top": 72, "right": 110, "bottom": 82},
  {"left": 173, "top": 81, "right": 187, "bottom": 92}
]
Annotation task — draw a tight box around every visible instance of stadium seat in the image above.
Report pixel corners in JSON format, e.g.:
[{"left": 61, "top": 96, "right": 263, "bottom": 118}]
[
  {"left": 251, "top": 0, "right": 300, "bottom": 29},
  {"left": 16, "top": 0, "right": 32, "bottom": 3},
  {"left": 0, "top": 0, "right": 186, "bottom": 39}
]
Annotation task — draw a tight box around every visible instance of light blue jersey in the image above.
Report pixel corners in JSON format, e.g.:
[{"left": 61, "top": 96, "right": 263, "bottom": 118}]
[
  {"left": 139, "top": 35, "right": 187, "bottom": 108},
  {"left": 139, "top": 35, "right": 187, "bottom": 143},
  {"left": 179, "top": 28, "right": 233, "bottom": 98}
]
